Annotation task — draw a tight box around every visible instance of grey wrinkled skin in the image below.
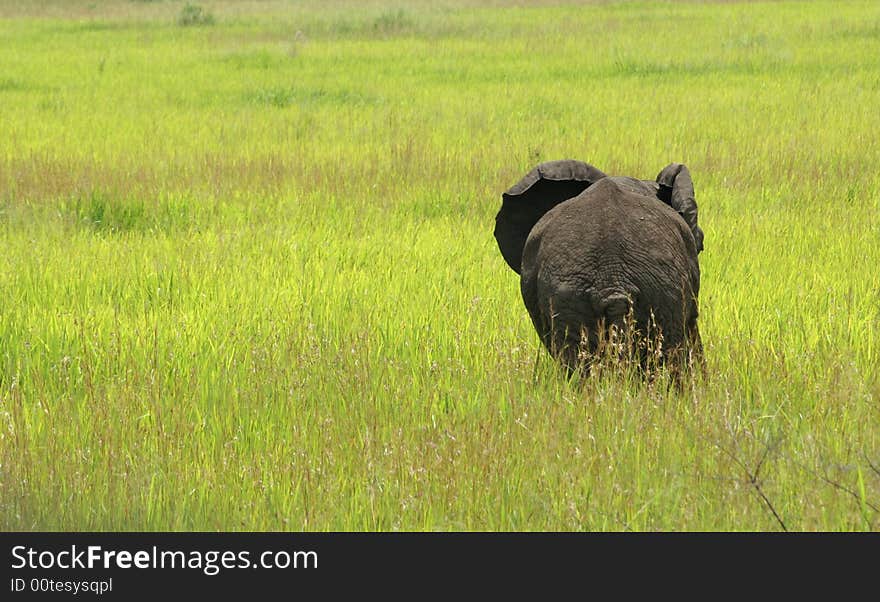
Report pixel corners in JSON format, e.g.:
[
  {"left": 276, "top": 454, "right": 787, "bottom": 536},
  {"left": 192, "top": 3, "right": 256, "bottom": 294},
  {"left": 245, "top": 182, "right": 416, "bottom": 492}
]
[{"left": 494, "top": 160, "right": 704, "bottom": 375}]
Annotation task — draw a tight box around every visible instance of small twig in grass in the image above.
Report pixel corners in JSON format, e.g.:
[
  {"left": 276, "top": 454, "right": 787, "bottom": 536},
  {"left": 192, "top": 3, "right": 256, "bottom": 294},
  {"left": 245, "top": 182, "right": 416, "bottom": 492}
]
[
  {"left": 752, "top": 435, "right": 776, "bottom": 483},
  {"left": 672, "top": 403, "right": 876, "bottom": 530},
  {"left": 741, "top": 433, "right": 880, "bottom": 523},
  {"left": 797, "top": 460, "right": 880, "bottom": 515},
  {"left": 749, "top": 474, "right": 788, "bottom": 533},
  {"left": 748, "top": 435, "right": 789, "bottom": 531},
  {"left": 864, "top": 452, "right": 880, "bottom": 481},
  {"left": 750, "top": 441, "right": 788, "bottom": 532},
  {"left": 711, "top": 438, "right": 788, "bottom": 532}
]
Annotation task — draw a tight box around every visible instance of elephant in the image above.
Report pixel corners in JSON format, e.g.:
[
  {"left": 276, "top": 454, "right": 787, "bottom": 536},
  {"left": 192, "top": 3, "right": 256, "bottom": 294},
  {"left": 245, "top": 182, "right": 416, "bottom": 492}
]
[{"left": 494, "top": 159, "right": 705, "bottom": 376}]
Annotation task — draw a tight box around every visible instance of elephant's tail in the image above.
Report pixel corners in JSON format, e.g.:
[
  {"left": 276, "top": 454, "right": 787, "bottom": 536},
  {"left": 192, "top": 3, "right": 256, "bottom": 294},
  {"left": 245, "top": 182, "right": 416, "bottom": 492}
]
[
  {"left": 539, "top": 286, "right": 632, "bottom": 358},
  {"left": 598, "top": 291, "right": 632, "bottom": 330}
]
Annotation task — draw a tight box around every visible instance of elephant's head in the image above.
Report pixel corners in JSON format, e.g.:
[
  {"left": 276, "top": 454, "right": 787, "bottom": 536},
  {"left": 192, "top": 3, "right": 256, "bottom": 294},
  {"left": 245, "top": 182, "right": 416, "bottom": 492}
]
[{"left": 494, "top": 160, "right": 607, "bottom": 274}]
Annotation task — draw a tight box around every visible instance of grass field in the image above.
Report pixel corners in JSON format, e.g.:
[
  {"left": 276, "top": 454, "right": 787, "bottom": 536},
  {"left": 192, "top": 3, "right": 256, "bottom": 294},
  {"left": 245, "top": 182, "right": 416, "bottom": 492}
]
[{"left": 1, "top": 0, "right": 878, "bottom": 531}]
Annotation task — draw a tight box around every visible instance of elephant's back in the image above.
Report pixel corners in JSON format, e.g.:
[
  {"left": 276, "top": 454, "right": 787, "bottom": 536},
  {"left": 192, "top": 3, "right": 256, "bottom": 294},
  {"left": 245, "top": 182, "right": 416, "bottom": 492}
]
[
  {"left": 520, "top": 177, "right": 700, "bottom": 338},
  {"left": 525, "top": 178, "right": 696, "bottom": 277}
]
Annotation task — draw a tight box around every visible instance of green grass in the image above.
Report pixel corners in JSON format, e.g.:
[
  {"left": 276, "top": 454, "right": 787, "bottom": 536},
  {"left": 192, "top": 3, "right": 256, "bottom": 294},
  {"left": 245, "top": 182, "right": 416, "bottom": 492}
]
[{"left": 1, "top": 0, "right": 879, "bottom": 531}]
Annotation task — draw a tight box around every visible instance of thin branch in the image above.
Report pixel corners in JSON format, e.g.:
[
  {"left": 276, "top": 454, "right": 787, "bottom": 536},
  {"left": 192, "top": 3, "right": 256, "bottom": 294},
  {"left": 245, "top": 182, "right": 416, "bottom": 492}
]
[
  {"left": 711, "top": 438, "right": 787, "bottom": 532},
  {"left": 750, "top": 436, "right": 788, "bottom": 532},
  {"left": 752, "top": 436, "right": 776, "bottom": 482},
  {"left": 744, "top": 431, "right": 879, "bottom": 521},
  {"left": 808, "top": 463, "right": 880, "bottom": 515},
  {"left": 864, "top": 452, "right": 880, "bottom": 481},
  {"left": 749, "top": 473, "right": 788, "bottom": 532}
]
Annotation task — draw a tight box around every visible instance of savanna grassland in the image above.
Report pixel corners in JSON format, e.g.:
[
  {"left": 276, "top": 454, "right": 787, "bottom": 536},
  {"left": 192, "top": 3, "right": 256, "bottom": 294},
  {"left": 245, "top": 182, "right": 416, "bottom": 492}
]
[{"left": 1, "top": 0, "right": 878, "bottom": 531}]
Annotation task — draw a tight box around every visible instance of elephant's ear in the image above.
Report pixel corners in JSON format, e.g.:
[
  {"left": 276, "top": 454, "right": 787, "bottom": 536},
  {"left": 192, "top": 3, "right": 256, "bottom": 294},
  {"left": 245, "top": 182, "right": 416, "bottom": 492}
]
[
  {"left": 494, "top": 160, "right": 607, "bottom": 273},
  {"left": 656, "top": 163, "right": 704, "bottom": 253}
]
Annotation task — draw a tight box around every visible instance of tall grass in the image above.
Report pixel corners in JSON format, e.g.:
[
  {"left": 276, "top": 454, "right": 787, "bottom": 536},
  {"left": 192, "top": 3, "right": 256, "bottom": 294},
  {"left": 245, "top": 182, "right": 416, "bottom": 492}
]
[{"left": 1, "top": 0, "right": 878, "bottom": 530}]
